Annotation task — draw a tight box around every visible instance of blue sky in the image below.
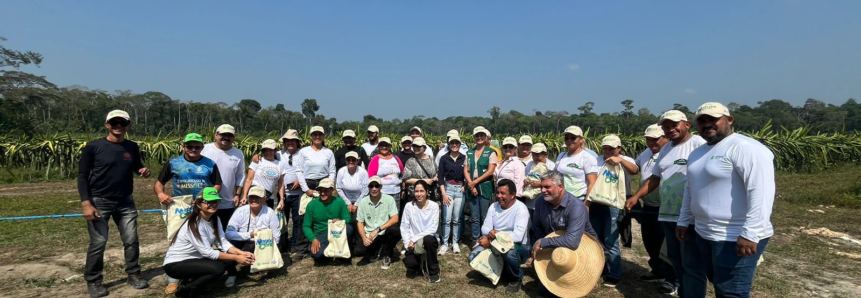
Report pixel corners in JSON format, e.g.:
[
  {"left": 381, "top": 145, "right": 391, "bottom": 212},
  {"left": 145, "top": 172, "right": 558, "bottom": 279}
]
[{"left": 3, "top": 1, "right": 859, "bottom": 121}]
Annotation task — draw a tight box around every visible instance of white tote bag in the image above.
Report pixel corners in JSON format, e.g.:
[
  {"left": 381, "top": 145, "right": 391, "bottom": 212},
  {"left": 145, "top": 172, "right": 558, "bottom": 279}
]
[
  {"left": 469, "top": 249, "right": 504, "bottom": 285},
  {"left": 522, "top": 163, "right": 549, "bottom": 200},
  {"left": 298, "top": 192, "right": 318, "bottom": 215},
  {"left": 250, "top": 229, "right": 284, "bottom": 273},
  {"left": 588, "top": 163, "right": 627, "bottom": 209},
  {"left": 324, "top": 219, "right": 351, "bottom": 258},
  {"left": 161, "top": 195, "right": 194, "bottom": 242}
]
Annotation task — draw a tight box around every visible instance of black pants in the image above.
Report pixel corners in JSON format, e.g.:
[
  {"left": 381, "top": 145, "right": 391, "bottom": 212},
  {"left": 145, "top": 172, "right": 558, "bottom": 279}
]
[
  {"left": 164, "top": 259, "right": 233, "bottom": 295},
  {"left": 215, "top": 208, "right": 235, "bottom": 231},
  {"left": 403, "top": 235, "right": 440, "bottom": 277},
  {"left": 85, "top": 196, "right": 140, "bottom": 283},
  {"left": 354, "top": 225, "right": 401, "bottom": 259},
  {"left": 639, "top": 205, "right": 675, "bottom": 282}
]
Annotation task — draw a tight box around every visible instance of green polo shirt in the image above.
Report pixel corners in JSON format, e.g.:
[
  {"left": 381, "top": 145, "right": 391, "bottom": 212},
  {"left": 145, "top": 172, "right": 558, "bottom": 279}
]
[
  {"left": 356, "top": 194, "right": 398, "bottom": 237},
  {"left": 303, "top": 196, "right": 351, "bottom": 240}
]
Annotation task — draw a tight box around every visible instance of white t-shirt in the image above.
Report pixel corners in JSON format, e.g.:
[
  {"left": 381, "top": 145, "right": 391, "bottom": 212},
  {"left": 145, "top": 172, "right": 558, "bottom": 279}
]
[
  {"left": 635, "top": 149, "right": 662, "bottom": 207},
  {"left": 651, "top": 135, "right": 706, "bottom": 222},
  {"left": 294, "top": 146, "right": 336, "bottom": 192},
  {"left": 225, "top": 205, "right": 280, "bottom": 243},
  {"left": 482, "top": 200, "right": 530, "bottom": 244},
  {"left": 596, "top": 155, "right": 638, "bottom": 195},
  {"left": 336, "top": 166, "right": 370, "bottom": 205},
  {"left": 361, "top": 142, "right": 378, "bottom": 158},
  {"left": 677, "top": 134, "right": 775, "bottom": 243},
  {"left": 375, "top": 156, "right": 403, "bottom": 195},
  {"left": 201, "top": 143, "right": 246, "bottom": 209},
  {"left": 400, "top": 201, "right": 440, "bottom": 247},
  {"left": 555, "top": 150, "right": 599, "bottom": 199},
  {"left": 249, "top": 158, "right": 282, "bottom": 196},
  {"left": 278, "top": 150, "right": 302, "bottom": 196},
  {"left": 164, "top": 217, "right": 233, "bottom": 265}
]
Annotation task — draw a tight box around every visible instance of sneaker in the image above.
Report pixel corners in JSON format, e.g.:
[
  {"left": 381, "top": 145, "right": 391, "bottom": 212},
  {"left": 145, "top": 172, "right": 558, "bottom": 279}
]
[
  {"left": 602, "top": 277, "right": 619, "bottom": 288},
  {"left": 505, "top": 281, "right": 521, "bottom": 294},
  {"left": 640, "top": 273, "right": 665, "bottom": 283},
  {"left": 658, "top": 281, "right": 678, "bottom": 295},
  {"left": 381, "top": 256, "right": 392, "bottom": 270},
  {"left": 224, "top": 276, "right": 237, "bottom": 288},
  {"left": 405, "top": 269, "right": 417, "bottom": 279},
  {"left": 164, "top": 282, "right": 180, "bottom": 294},
  {"left": 452, "top": 244, "right": 461, "bottom": 254},
  {"left": 430, "top": 275, "right": 441, "bottom": 283},
  {"left": 438, "top": 245, "right": 449, "bottom": 256},
  {"left": 127, "top": 273, "right": 149, "bottom": 289},
  {"left": 87, "top": 281, "right": 109, "bottom": 298},
  {"left": 520, "top": 257, "right": 534, "bottom": 269}
]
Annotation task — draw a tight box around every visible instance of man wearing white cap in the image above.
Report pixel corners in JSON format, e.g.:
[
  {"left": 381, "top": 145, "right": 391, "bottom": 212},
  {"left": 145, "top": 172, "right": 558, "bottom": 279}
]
[
  {"left": 676, "top": 102, "right": 775, "bottom": 298},
  {"left": 202, "top": 124, "right": 247, "bottom": 230},
  {"left": 355, "top": 176, "right": 401, "bottom": 269},
  {"left": 434, "top": 129, "right": 470, "bottom": 167},
  {"left": 79, "top": 110, "right": 151, "bottom": 297},
  {"left": 395, "top": 135, "right": 416, "bottom": 166},
  {"left": 303, "top": 178, "right": 353, "bottom": 264},
  {"left": 627, "top": 110, "right": 705, "bottom": 295},
  {"left": 517, "top": 135, "right": 533, "bottom": 164},
  {"left": 626, "top": 124, "right": 674, "bottom": 291},
  {"left": 335, "top": 130, "right": 370, "bottom": 171},
  {"left": 361, "top": 125, "right": 381, "bottom": 159},
  {"left": 591, "top": 135, "right": 639, "bottom": 287},
  {"left": 409, "top": 126, "right": 435, "bottom": 158}
]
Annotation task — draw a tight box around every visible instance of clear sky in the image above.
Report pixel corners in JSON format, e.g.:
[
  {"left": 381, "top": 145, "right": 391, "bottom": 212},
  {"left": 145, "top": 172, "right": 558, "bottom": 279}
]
[{"left": 3, "top": 1, "right": 860, "bottom": 121}]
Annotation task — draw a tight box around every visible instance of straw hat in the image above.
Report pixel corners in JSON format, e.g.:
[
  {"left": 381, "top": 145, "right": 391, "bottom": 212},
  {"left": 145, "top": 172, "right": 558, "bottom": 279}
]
[{"left": 534, "top": 231, "right": 605, "bottom": 298}]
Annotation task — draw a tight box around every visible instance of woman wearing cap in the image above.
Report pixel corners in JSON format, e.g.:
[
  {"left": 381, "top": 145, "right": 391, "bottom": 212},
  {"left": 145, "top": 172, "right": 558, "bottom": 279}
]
[
  {"left": 368, "top": 137, "right": 405, "bottom": 213},
  {"left": 242, "top": 139, "right": 284, "bottom": 208},
  {"left": 464, "top": 126, "right": 498, "bottom": 244},
  {"left": 335, "top": 130, "right": 370, "bottom": 171},
  {"left": 336, "top": 151, "right": 370, "bottom": 211},
  {"left": 436, "top": 134, "right": 467, "bottom": 255},
  {"left": 163, "top": 187, "right": 255, "bottom": 297},
  {"left": 592, "top": 135, "right": 639, "bottom": 287},
  {"left": 402, "top": 137, "right": 438, "bottom": 205},
  {"left": 495, "top": 137, "right": 525, "bottom": 199},
  {"left": 277, "top": 129, "right": 304, "bottom": 253},
  {"left": 517, "top": 135, "right": 533, "bottom": 164},
  {"left": 555, "top": 126, "right": 598, "bottom": 203},
  {"left": 225, "top": 185, "right": 281, "bottom": 281},
  {"left": 400, "top": 180, "right": 441, "bottom": 282},
  {"left": 303, "top": 178, "right": 353, "bottom": 264},
  {"left": 295, "top": 126, "right": 336, "bottom": 195}
]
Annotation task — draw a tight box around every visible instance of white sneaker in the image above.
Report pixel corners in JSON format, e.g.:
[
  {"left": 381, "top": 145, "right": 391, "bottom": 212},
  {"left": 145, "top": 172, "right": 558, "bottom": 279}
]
[
  {"left": 438, "top": 245, "right": 449, "bottom": 256},
  {"left": 224, "top": 276, "right": 237, "bottom": 288},
  {"left": 452, "top": 244, "right": 461, "bottom": 254}
]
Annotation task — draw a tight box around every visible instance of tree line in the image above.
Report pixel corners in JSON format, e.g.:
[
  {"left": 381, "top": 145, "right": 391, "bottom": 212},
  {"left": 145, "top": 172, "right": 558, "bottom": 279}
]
[{"left": 3, "top": 37, "right": 860, "bottom": 137}]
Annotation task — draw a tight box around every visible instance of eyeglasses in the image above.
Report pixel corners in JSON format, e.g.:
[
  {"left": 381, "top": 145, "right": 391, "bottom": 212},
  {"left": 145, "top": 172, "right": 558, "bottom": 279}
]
[
  {"left": 185, "top": 145, "right": 203, "bottom": 150},
  {"left": 369, "top": 184, "right": 382, "bottom": 189},
  {"left": 411, "top": 145, "right": 423, "bottom": 149},
  {"left": 108, "top": 119, "right": 130, "bottom": 127},
  {"left": 203, "top": 200, "right": 221, "bottom": 206}
]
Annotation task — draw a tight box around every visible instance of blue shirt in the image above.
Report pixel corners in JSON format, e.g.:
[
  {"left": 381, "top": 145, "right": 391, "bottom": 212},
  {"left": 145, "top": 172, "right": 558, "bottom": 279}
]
[
  {"left": 532, "top": 191, "right": 597, "bottom": 250},
  {"left": 157, "top": 155, "right": 222, "bottom": 197}
]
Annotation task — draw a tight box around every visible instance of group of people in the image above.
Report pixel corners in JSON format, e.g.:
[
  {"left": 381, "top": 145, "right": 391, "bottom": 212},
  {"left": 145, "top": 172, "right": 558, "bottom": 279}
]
[{"left": 78, "top": 101, "right": 775, "bottom": 298}]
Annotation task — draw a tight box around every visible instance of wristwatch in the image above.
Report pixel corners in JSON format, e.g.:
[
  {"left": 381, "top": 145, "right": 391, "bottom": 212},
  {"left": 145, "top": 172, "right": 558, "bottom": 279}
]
[{"left": 375, "top": 227, "right": 382, "bottom": 233}]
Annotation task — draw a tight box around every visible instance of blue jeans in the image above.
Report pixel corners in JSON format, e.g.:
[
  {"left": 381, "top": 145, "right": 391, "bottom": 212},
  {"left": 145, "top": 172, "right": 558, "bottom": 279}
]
[
  {"left": 589, "top": 204, "right": 621, "bottom": 280},
  {"left": 467, "top": 244, "right": 525, "bottom": 282},
  {"left": 683, "top": 230, "right": 769, "bottom": 298},
  {"left": 468, "top": 195, "right": 490, "bottom": 242},
  {"left": 85, "top": 196, "right": 140, "bottom": 283},
  {"left": 283, "top": 194, "right": 302, "bottom": 249},
  {"left": 310, "top": 224, "right": 355, "bottom": 261},
  {"left": 442, "top": 183, "right": 465, "bottom": 246},
  {"left": 661, "top": 221, "right": 687, "bottom": 293}
]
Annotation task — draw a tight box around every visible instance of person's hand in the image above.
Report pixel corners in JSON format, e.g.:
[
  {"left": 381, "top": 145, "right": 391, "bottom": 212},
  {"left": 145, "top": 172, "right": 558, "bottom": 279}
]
[
  {"left": 443, "top": 194, "right": 451, "bottom": 206},
  {"left": 468, "top": 181, "right": 477, "bottom": 189},
  {"left": 233, "top": 195, "right": 240, "bottom": 207},
  {"left": 363, "top": 236, "right": 373, "bottom": 247},
  {"left": 234, "top": 254, "right": 254, "bottom": 266},
  {"left": 138, "top": 167, "right": 151, "bottom": 178},
  {"left": 292, "top": 181, "right": 300, "bottom": 190},
  {"left": 311, "top": 239, "right": 321, "bottom": 254},
  {"left": 370, "top": 230, "right": 379, "bottom": 241},
  {"left": 277, "top": 199, "right": 285, "bottom": 210},
  {"left": 251, "top": 154, "right": 260, "bottom": 163},
  {"left": 488, "top": 230, "right": 497, "bottom": 240},
  {"left": 240, "top": 196, "right": 248, "bottom": 205},
  {"left": 305, "top": 189, "right": 315, "bottom": 197},
  {"left": 157, "top": 193, "right": 174, "bottom": 205},
  {"left": 424, "top": 179, "right": 433, "bottom": 185},
  {"left": 523, "top": 179, "right": 531, "bottom": 187},
  {"left": 408, "top": 241, "right": 415, "bottom": 251},
  {"left": 532, "top": 239, "right": 541, "bottom": 261},
  {"left": 604, "top": 156, "right": 624, "bottom": 165},
  {"left": 736, "top": 236, "right": 758, "bottom": 257},
  {"left": 479, "top": 236, "right": 491, "bottom": 248},
  {"left": 348, "top": 205, "right": 358, "bottom": 213},
  {"left": 433, "top": 176, "right": 438, "bottom": 182},
  {"left": 676, "top": 226, "right": 689, "bottom": 242},
  {"left": 331, "top": 218, "right": 340, "bottom": 223},
  {"left": 625, "top": 196, "right": 639, "bottom": 211},
  {"left": 471, "top": 187, "right": 478, "bottom": 196},
  {"left": 82, "top": 201, "right": 101, "bottom": 221},
  {"left": 250, "top": 229, "right": 256, "bottom": 238}
]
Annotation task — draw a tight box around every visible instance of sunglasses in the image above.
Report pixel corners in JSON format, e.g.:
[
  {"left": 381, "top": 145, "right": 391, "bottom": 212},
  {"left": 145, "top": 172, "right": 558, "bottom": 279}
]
[
  {"left": 202, "top": 200, "right": 221, "bottom": 206},
  {"left": 411, "top": 145, "right": 423, "bottom": 149},
  {"left": 564, "top": 136, "right": 578, "bottom": 141},
  {"left": 185, "top": 145, "right": 203, "bottom": 150},
  {"left": 108, "top": 119, "right": 130, "bottom": 127},
  {"left": 347, "top": 158, "right": 358, "bottom": 163},
  {"left": 369, "top": 183, "right": 382, "bottom": 189}
]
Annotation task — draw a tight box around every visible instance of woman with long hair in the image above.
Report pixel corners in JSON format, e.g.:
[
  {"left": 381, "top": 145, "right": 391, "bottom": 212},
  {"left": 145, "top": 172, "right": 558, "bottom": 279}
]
[
  {"left": 436, "top": 135, "right": 466, "bottom": 255},
  {"left": 242, "top": 139, "right": 284, "bottom": 208},
  {"left": 400, "top": 180, "right": 441, "bottom": 283},
  {"left": 163, "top": 187, "right": 255, "bottom": 297},
  {"left": 367, "top": 137, "right": 405, "bottom": 212}
]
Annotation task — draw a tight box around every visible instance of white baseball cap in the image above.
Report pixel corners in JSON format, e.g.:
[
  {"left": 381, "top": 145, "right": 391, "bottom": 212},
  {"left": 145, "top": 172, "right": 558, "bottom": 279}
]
[
  {"left": 342, "top": 130, "right": 356, "bottom": 138},
  {"left": 473, "top": 126, "right": 491, "bottom": 136},
  {"left": 345, "top": 151, "right": 359, "bottom": 160},
  {"left": 643, "top": 124, "right": 664, "bottom": 138},
  {"left": 695, "top": 102, "right": 731, "bottom": 121},
  {"left": 261, "top": 139, "right": 278, "bottom": 150},
  {"left": 310, "top": 126, "right": 325, "bottom": 134},
  {"left": 563, "top": 126, "right": 583, "bottom": 137},
  {"left": 367, "top": 125, "right": 379, "bottom": 133},
  {"left": 282, "top": 129, "right": 300, "bottom": 141},
  {"left": 658, "top": 110, "right": 688, "bottom": 125},
  {"left": 448, "top": 135, "right": 462, "bottom": 143},
  {"left": 446, "top": 129, "right": 459, "bottom": 138},
  {"left": 410, "top": 126, "right": 422, "bottom": 134},
  {"left": 400, "top": 136, "right": 412, "bottom": 143},
  {"left": 502, "top": 137, "right": 517, "bottom": 147},
  {"left": 412, "top": 137, "right": 427, "bottom": 147},
  {"left": 106, "top": 110, "right": 130, "bottom": 122},
  {"left": 531, "top": 143, "right": 547, "bottom": 153},
  {"left": 379, "top": 137, "right": 393, "bottom": 145},
  {"left": 601, "top": 135, "right": 622, "bottom": 148},
  {"left": 248, "top": 185, "right": 267, "bottom": 198},
  {"left": 518, "top": 135, "right": 533, "bottom": 145},
  {"left": 216, "top": 124, "right": 236, "bottom": 135}
]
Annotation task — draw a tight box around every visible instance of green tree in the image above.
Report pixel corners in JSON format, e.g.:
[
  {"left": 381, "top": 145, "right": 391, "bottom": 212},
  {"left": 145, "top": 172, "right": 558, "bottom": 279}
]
[
  {"left": 621, "top": 99, "right": 634, "bottom": 119},
  {"left": 301, "top": 98, "right": 319, "bottom": 127},
  {"left": 577, "top": 102, "right": 594, "bottom": 116}
]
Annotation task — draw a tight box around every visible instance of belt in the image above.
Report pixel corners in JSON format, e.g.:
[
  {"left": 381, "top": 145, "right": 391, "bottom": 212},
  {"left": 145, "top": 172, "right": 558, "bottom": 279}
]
[{"left": 445, "top": 180, "right": 463, "bottom": 185}]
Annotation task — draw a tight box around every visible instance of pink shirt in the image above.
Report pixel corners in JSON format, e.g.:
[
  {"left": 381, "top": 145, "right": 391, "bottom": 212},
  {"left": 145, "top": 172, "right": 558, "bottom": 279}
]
[{"left": 495, "top": 156, "right": 525, "bottom": 197}]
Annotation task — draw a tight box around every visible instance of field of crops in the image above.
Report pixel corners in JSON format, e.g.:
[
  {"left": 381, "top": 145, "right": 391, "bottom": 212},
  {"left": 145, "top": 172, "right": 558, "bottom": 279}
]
[{"left": 2, "top": 123, "right": 860, "bottom": 180}]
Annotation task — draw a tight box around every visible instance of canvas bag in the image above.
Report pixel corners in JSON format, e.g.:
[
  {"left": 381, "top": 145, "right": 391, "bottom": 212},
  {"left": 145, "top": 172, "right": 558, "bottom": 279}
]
[
  {"left": 160, "top": 195, "right": 194, "bottom": 242},
  {"left": 522, "top": 162, "right": 549, "bottom": 199},
  {"left": 469, "top": 249, "right": 504, "bottom": 285},
  {"left": 588, "top": 163, "right": 627, "bottom": 209},
  {"left": 324, "top": 219, "right": 351, "bottom": 258},
  {"left": 298, "top": 191, "right": 318, "bottom": 215},
  {"left": 250, "top": 229, "right": 284, "bottom": 273},
  {"left": 275, "top": 201, "right": 287, "bottom": 233}
]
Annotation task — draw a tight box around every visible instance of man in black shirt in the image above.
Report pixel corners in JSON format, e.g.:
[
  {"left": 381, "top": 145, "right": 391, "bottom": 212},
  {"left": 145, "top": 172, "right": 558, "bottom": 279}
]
[
  {"left": 334, "top": 129, "right": 370, "bottom": 170},
  {"left": 77, "top": 110, "right": 151, "bottom": 297},
  {"left": 395, "top": 135, "right": 415, "bottom": 166}
]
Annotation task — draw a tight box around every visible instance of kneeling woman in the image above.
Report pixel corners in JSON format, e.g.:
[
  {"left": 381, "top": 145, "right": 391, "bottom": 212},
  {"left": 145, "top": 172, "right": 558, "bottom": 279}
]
[
  {"left": 163, "top": 187, "right": 255, "bottom": 297},
  {"left": 400, "top": 180, "right": 441, "bottom": 282},
  {"left": 226, "top": 185, "right": 281, "bottom": 277}
]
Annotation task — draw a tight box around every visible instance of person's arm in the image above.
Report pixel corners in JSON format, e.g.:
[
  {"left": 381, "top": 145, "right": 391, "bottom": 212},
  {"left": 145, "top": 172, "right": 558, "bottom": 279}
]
[
  {"left": 541, "top": 203, "right": 588, "bottom": 249},
  {"left": 400, "top": 206, "right": 412, "bottom": 247},
  {"left": 736, "top": 145, "right": 776, "bottom": 244},
  {"left": 234, "top": 155, "right": 246, "bottom": 205},
  {"left": 621, "top": 156, "right": 639, "bottom": 175},
  {"left": 77, "top": 143, "right": 95, "bottom": 202},
  {"left": 481, "top": 206, "right": 495, "bottom": 236},
  {"left": 514, "top": 162, "right": 525, "bottom": 197},
  {"left": 327, "top": 151, "right": 336, "bottom": 181},
  {"left": 359, "top": 174, "right": 369, "bottom": 203},
  {"left": 302, "top": 204, "right": 316, "bottom": 240},
  {"left": 626, "top": 175, "right": 659, "bottom": 210},
  {"left": 295, "top": 150, "right": 310, "bottom": 192},
  {"left": 402, "top": 159, "right": 416, "bottom": 183},
  {"left": 191, "top": 223, "right": 235, "bottom": 260},
  {"left": 242, "top": 168, "right": 256, "bottom": 204},
  {"left": 510, "top": 206, "right": 530, "bottom": 243},
  {"left": 336, "top": 168, "right": 349, "bottom": 205},
  {"left": 225, "top": 211, "right": 251, "bottom": 241},
  {"left": 359, "top": 148, "right": 370, "bottom": 170},
  {"left": 677, "top": 182, "right": 694, "bottom": 229},
  {"left": 473, "top": 152, "right": 498, "bottom": 184},
  {"left": 269, "top": 208, "right": 281, "bottom": 244},
  {"left": 209, "top": 164, "right": 223, "bottom": 188},
  {"left": 583, "top": 157, "right": 599, "bottom": 205},
  {"left": 368, "top": 156, "right": 380, "bottom": 177},
  {"left": 154, "top": 162, "right": 175, "bottom": 204},
  {"left": 131, "top": 142, "right": 149, "bottom": 177},
  {"left": 357, "top": 220, "right": 369, "bottom": 242}
]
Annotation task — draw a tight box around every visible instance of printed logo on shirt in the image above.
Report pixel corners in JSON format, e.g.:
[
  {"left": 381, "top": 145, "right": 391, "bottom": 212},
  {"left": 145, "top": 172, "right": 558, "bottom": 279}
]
[
  {"left": 196, "top": 166, "right": 204, "bottom": 174},
  {"left": 710, "top": 156, "right": 725, "bottom": 160},
  {"left": 256, "top": 238, "right": 274, "bottom": 250},
  {"left": 123, "top": 152, "right": 132, "bottom": 160},
  {"left": 228, "top": 156, "right": 241, "bottom": 163},
  {"left": 566, "top": 163, "right": 582, "bottom": 169},
  {"left": 673, "top": 159, "right": 688, "bottom": 165}
]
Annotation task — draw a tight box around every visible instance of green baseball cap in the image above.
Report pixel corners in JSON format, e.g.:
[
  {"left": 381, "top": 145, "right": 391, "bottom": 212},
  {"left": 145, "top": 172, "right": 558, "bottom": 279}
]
[
  {"left": 201, "top": 187, "right": 221, "bottom": 201},
  {"left": 184, "top": 133, "right": 204, "bottom": 143}
]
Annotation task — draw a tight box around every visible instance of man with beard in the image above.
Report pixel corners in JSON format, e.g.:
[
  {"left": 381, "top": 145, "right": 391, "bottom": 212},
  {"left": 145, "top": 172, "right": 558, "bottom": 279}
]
[
  {"left": 361, "top": 125, "right": 381, "bottom": 160},
  {"left": 201, "top": 124, "right": 246, "bottom": 230},
  {"left": 676, "top": 102, "right": 775, "bottom": 298}
]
